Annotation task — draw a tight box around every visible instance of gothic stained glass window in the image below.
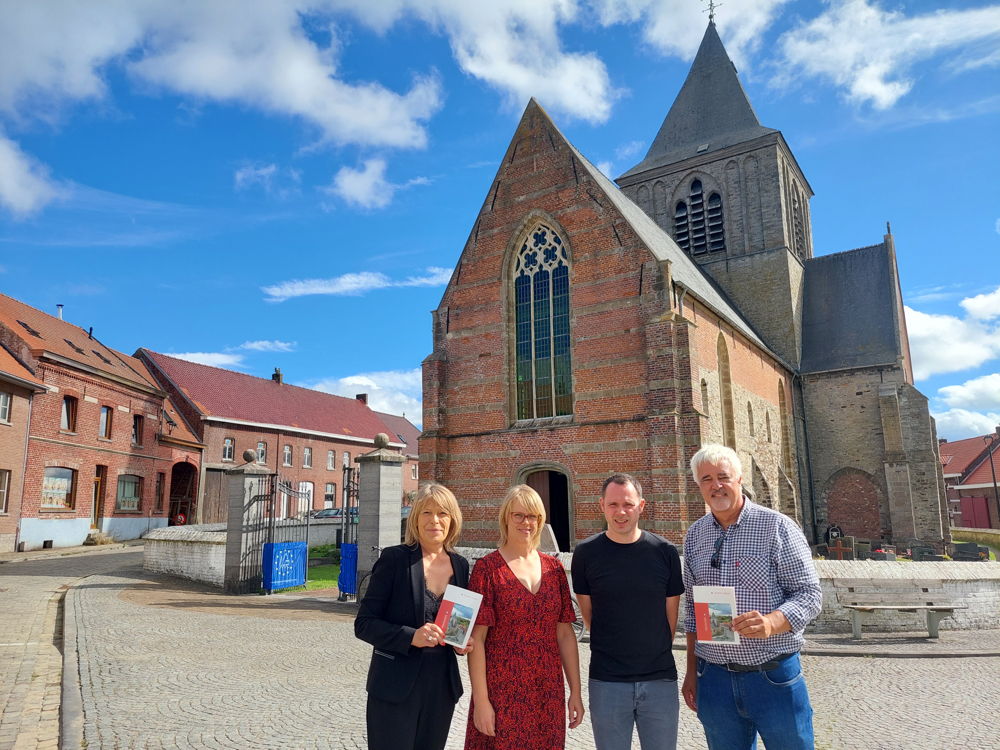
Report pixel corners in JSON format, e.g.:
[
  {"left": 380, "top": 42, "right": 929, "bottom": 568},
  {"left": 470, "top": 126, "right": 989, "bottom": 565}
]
[{"left": 513, "top": 224, "right": 572, "bottom": 420}]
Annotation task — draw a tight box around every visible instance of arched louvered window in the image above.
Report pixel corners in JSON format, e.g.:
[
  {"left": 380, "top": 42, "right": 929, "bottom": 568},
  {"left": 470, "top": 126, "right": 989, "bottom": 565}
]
[
  {"left": 674, "top": 201, "right": 689, "bottom": 249},
  {"left": 707, "top": 192, "right": 726, "bottom": 252},
  {"left": 514, "top": 224, "right": 572, "bottom": 420},
  {"left": 690, "top": 180, "right": 707, "bottom": 254},
  {"left": 792, "top": 189, "right": 806, "bottom": 260},
  {"left": 674, "top": 179, "right": 725, "bottom": 255}
]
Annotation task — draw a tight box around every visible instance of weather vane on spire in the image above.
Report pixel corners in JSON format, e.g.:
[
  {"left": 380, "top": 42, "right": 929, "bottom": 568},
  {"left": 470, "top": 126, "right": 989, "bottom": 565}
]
[{"left": 702, "top": 0, "right": 722, "bottom": 23}]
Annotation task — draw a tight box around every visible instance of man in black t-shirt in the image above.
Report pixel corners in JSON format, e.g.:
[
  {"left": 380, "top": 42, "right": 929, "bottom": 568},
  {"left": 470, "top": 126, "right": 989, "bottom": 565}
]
[{"left": 572, "top": 473, "right": 684, "bottom": 750}]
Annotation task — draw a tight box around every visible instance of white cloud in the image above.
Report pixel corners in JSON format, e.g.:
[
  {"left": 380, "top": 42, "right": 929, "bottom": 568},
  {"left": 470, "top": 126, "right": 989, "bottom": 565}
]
[
  {"left": 324, "top": 159, "right": 392, "bottom": 209},
  {"left": 169, "top": 351, "right": 246, "bottom": 368},
  {"left": 938, "top": 373, "right": 1000, "bottom": 411},
  {"left": 614, "top": 139, "right": 645, "bottom": 161},
  {"left": 0, "top": 2, "right": 442, "bottom": 148},
  {"left": 238, "top": 340, "right": 297, "bottom": 352},
  {"left": 961, "top": 286, "right": 1000, "bottom": 321},
  {"left": 776, "top": 0, "right": 1000, "bottom": 109},
  {"left": 596, "top": 160, "right": 614, "bottom": 177},
  {"left": 235, "top": 163, "right": 302, "bottom": 198},
  {"left": 905, "top": 305, "right": 1000, "bottom": 380},
  {"left": 262, "top": 266, "right": 452, "bottom": 302},
  {"left": 306, "top": 367, "right": 423, "bottom": 423},
  {"left": 0, "top": 133, "right": 59, "bottom": 217},
  {"left": 932, "top": 408, "right": 1000, "bottom": 442},
  {"left": 331, "top": 0, "right": 616, "bottom": 122},
  {"left": 593, "top": 0, "right": 789, "bottom": 67}
]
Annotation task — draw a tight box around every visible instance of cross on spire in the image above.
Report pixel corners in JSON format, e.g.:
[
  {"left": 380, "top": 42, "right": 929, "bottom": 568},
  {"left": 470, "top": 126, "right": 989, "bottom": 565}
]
[{"left": 702, "top": 0, "right": 722, "bottom": 23}]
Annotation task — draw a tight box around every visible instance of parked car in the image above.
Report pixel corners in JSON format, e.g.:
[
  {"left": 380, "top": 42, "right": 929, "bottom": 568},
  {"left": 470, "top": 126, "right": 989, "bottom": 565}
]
[{"left": 312, "top": 508, "right": 342, "bottom": 519}]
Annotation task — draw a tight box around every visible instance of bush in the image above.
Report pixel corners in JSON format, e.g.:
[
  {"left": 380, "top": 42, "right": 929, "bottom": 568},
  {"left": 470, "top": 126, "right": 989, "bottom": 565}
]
[{"left": 310, "top": 543, "right": 340, "bottom": 563}]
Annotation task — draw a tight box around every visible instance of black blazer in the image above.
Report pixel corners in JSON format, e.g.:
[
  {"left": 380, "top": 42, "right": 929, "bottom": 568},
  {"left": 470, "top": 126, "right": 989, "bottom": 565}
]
[{"left": 354, "top": 544, "right": 470, "bottom": 704}]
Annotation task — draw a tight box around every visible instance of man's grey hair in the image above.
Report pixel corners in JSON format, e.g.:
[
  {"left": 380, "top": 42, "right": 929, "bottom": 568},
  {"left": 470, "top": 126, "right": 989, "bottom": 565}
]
[{"left": 690, "top": 444, "right": 743, "bottom": 481}]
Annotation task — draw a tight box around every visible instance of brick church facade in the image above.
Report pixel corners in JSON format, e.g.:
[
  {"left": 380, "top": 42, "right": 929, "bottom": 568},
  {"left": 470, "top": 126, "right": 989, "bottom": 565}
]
[{"left": 421, "top": 22, "right": 948, "bottom": 551}]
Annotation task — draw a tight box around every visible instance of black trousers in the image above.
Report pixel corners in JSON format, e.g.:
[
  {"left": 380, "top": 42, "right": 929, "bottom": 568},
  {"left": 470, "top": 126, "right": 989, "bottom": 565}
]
[{"left": 366, "top": 650, "right": 457, "bottom": 750}]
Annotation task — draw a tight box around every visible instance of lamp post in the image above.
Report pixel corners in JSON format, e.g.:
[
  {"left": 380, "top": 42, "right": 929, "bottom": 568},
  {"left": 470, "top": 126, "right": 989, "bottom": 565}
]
[{"left": 985, "top": 432, "right": 1000, "bottom": 528}]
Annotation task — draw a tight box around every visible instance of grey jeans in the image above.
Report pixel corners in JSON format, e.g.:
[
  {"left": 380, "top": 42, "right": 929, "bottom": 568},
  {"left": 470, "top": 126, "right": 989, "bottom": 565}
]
[{"left": 588, "top": 677, "right": 679, "bottom": 750}]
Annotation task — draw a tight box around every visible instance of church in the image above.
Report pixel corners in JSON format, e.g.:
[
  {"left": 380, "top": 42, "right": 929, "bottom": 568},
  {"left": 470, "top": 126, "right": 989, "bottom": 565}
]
[{"left": 420, "top": 22, "right": 948, "bottom": 552}]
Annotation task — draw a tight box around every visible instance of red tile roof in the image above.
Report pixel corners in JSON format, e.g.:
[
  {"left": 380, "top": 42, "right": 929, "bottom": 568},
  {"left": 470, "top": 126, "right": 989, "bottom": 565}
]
[
  {"left": 0, "top": 293, "right": 155, "bottom": 390},
  {"left": 963, "top": 448, "right": 1000, "bottom": 487},
  {"left": 376, "top": 412, "right": 420, "bottom": 457},
  {"left": 115, "top": 350, "right": 202, "bottom": 446},
  {"left": 939, "top": 435, "right": 993, "bottom": 475},
  {"left": 0, "top": 344, "right": 46, "bottom": 390},
  {"left": 139, "top": 349, "right": 398, "bottom": 445}
]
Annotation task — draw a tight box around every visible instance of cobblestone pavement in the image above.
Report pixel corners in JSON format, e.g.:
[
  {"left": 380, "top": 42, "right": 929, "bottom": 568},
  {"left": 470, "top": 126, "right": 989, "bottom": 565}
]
[
  {"left": 67, "top": 566, "right": 1000, "bottom": 750},
  {"left": 0, "top": 548, "right": 142, "bottom": 750}
]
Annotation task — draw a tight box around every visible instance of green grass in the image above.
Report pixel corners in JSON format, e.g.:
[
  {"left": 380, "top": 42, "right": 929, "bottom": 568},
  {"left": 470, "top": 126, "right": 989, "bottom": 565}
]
[
  {"left": 951, "top": 534, "right": 999, "bottom": 561},
  {"left": 305, "top": 563, "right": 341, "bottom": 590}
]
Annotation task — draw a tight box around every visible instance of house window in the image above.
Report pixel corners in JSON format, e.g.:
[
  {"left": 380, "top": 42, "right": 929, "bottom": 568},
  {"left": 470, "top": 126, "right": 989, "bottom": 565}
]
[
  {"left": 61, "top": 396, "right": 78, "bottom": 432},
  {"left": 222, "top": 437, "right": 234, "bottom": 462},
  {"left": 327, "top": 450, "right": 335, "bottom": 470},
  {"left": 513, "top": 223, "right": 573, "bottom": 420},
  {"left": 132, "top": 414, "right": 144, "bottom": 446},
  {"left": 0, "top": 469, "right": 9, "bottom": 513},
  {"left": 298, "top": 481, "right": 314, "bottom": 516},
  {"left": 0, "top": 391, "right": 11, "bottom": 422},
  {"left": 303, "top": 447, "right": 313, "bottom": 468},
  {"left": 42, "top": 467, "right": 76, "bottom": 508},
  {"left": 342, "top": 451, "right": 350, "bottom": 468},
  {"left": 155, "top": 472, "right": 165, "bottom": 512},
  {"left": 257, "top": 441, "right": 267, "bottom": 464},
  {"left": 324, "top": 482, "right": 337, "bottom": 508},
  {"left": 283, "top": 444, "right": 293, "bottom": 466},
  {"left": 674, "top": 180, "right": 725, "bottom": 255},
  {"left": 411, "top": 464, "right": 418, "bottom": 480},
  {"left": 116, "top": 474, "right": 142, "bottom": 512},
  {"left": 99, "top": 406, "right": 113, "bottom": 439}
]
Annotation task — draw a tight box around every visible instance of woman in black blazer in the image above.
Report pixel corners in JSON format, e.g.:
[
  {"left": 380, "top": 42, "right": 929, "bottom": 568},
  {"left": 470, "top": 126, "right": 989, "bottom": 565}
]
[{"left": 355, "top": 483, "right": 471, "bottom": 750}]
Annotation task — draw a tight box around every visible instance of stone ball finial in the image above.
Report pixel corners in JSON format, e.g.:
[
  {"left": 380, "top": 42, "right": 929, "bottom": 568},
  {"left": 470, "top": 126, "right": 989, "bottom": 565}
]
[
  {"left": 242, "top": 448, "right": 257, "bottom": 463},
  {"left": 374, "top": 432, "right": 390, "bottom": 449}
]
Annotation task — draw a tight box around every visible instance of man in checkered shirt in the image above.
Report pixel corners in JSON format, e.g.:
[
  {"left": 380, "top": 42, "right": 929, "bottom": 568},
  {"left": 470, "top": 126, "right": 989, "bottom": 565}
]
[{"left": 681, "top": 444, "right": 822, "bottom": 750}]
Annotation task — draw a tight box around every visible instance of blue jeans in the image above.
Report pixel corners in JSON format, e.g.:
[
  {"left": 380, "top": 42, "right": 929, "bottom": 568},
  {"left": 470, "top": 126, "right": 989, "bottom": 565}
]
[
  {"left": 588, "top": 677, "right": 679, "bottom": 750},
  {"left": 695, "top": 653, "right": 814, "bottom": 750}
]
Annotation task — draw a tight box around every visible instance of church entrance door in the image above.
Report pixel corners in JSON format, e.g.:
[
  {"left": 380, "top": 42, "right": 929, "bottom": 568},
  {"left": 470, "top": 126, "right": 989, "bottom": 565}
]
[{"left": 524, "top": 470, "right": 570, "bottom": 551}]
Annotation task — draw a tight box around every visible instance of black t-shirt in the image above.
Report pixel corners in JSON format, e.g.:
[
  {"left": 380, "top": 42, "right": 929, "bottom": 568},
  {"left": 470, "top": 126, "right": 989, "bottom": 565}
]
[{"left": 571, "top": 530, "right": 684, "bottom": 682}]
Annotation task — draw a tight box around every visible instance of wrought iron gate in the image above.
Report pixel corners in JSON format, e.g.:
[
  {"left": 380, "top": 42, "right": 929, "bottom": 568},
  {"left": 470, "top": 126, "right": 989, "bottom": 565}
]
[{"left": 234, "top": 473, "right": 312, "bottom": 594}]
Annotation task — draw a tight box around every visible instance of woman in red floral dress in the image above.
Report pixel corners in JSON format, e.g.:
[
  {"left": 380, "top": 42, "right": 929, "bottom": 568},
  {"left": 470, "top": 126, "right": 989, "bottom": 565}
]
[{"left": 464, "top": 485, "right": 583, "bottom": 750}]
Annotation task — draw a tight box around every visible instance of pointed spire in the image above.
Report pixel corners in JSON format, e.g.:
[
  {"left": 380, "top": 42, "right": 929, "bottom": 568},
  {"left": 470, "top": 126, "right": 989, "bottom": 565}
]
[{"left": 619, "top": 22, "right": 776, "bottom": 179}]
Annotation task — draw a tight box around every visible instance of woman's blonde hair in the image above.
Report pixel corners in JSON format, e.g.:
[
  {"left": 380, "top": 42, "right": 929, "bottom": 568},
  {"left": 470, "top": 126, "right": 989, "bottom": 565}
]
[
  {"left": 498, "top": 484, "right": 546, "bottom": 548},
  {"left": 404, "top": 483, "right": 463, "bottom": 550}
]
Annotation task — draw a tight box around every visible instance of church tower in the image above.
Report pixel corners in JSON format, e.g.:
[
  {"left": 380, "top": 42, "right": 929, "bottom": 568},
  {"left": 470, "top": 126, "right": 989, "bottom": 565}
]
[{"left": 617, "top": 21, "right": 812, "bottom": 367}]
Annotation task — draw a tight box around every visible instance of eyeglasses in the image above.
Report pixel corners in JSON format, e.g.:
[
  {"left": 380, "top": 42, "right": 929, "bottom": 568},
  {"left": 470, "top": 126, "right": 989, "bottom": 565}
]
[
  {"left": 710, "top": 535, "right": 724, "bottom": 569},
  {"left": 511, "top": 512, "right": 541, "bottom": 524}
]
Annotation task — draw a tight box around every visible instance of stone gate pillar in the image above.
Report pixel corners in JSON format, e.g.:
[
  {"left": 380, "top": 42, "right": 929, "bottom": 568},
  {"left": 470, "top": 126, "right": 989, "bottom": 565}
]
[
  {"left": 356, "top": 433, "right": 404, "bottom": 578},
  {"left": 223, "top": 451, "right": 272, "bottom": 594}
]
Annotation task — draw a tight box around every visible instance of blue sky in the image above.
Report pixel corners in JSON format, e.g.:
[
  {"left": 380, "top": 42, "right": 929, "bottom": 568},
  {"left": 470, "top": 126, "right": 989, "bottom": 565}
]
[{"left": 0, "top": 0, "right": 998, "bottom": 440}]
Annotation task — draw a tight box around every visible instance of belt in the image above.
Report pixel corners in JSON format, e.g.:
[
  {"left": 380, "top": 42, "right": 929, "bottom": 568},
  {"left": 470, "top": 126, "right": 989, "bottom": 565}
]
[{"left": 717, "top": 652, "right": 795, "bottom": 673}]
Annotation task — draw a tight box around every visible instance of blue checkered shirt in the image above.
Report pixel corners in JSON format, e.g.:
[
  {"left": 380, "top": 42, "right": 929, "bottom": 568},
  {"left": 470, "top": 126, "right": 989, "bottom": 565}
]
[{"left": 683, "top": 498, "right": 822, "bottom": 666}]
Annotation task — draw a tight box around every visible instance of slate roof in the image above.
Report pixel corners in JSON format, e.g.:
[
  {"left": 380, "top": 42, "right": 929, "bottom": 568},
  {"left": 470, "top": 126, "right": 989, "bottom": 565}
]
[
  {"left": 800, "top": 243, "right": 905, "bottom": 374},
  {"left": 376, "top": 412, "right": 420, "bottom": 457},
  {"left": 140, "top": 349, "right": 400, "bottom": 445},
  {"left": 0, "top": 292, "right": 156, "bottom": 390},
  {"left": 530, "top": 101, "right": 767, "bottom": 351},
  {"left": 0, "top": 343, "right": 46, "bottom": 391},
  {"left": 619, "top": 22, "right": 777, "bottom": 179}
]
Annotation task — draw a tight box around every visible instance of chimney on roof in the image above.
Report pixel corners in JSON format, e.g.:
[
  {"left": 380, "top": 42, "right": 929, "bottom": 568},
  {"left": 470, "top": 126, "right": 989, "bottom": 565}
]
[
  {"left": 938, "top": 438, "right": 947, "bottom": 445},
  {"left": 87, "top": 326, "right": 93, "bottom": 339},
  {"left": 56, "top": 304, "right": 63, "bottom": 320},
  {"left": 272, "top": 367, "right": 283, "bottom": 384},
  {"left": 356, "top": 393, "right": 368, "bottom": 405}
]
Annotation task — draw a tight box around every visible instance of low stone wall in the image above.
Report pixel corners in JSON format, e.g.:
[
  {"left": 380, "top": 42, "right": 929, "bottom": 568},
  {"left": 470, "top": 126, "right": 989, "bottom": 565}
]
[
  {"left": 810, "top": 559, "right": 1000, "bottom": 633},
  {"left": 143, "top": 519, "right": 344, "bottom": 589},
  {"left": 144, "top": 525, "right": 227, "bottom": 587},
  {"left": 951, "top": 526, "right": 1000, "bottom": 551}
]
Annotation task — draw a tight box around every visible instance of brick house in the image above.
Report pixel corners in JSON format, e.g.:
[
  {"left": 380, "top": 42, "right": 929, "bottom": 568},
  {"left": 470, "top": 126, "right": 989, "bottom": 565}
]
[
  {"left": 939, "top": 432, "right": 1000, "bottom": 529},
  {"left": 0, "top": 294, "right": 203, "bottom": 550},
  {"left": 137, "top": 350, "right": 407, "bottom": 523},
  {"left": 422, "top": 22, "right": 948, "bottom": 551},
  {"left": 0, "top": 345, "right": 47, "bottom": 551},
  {"left": 376, "top": 411, "right": 421, "bottom": 501}
]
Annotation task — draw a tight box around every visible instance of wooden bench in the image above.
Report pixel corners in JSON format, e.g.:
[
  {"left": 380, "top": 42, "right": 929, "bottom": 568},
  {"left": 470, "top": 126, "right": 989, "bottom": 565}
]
[{"left": 835, "top": 581, "right": 967, "bottom": 639}]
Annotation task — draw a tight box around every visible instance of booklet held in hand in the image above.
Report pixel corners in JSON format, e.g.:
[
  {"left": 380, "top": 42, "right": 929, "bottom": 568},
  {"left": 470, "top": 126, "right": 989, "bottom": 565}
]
[
  {"left": 692, "top": 586, "right": 740, "bottom": 644},
  {"left": 433, "top": 584, "right": 483, "bottom": 649}
]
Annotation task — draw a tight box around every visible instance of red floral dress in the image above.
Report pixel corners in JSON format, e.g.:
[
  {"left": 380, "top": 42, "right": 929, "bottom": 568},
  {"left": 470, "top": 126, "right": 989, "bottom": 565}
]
[{"left": 464, "top": 550, "right": 576, "bottom": 750}]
